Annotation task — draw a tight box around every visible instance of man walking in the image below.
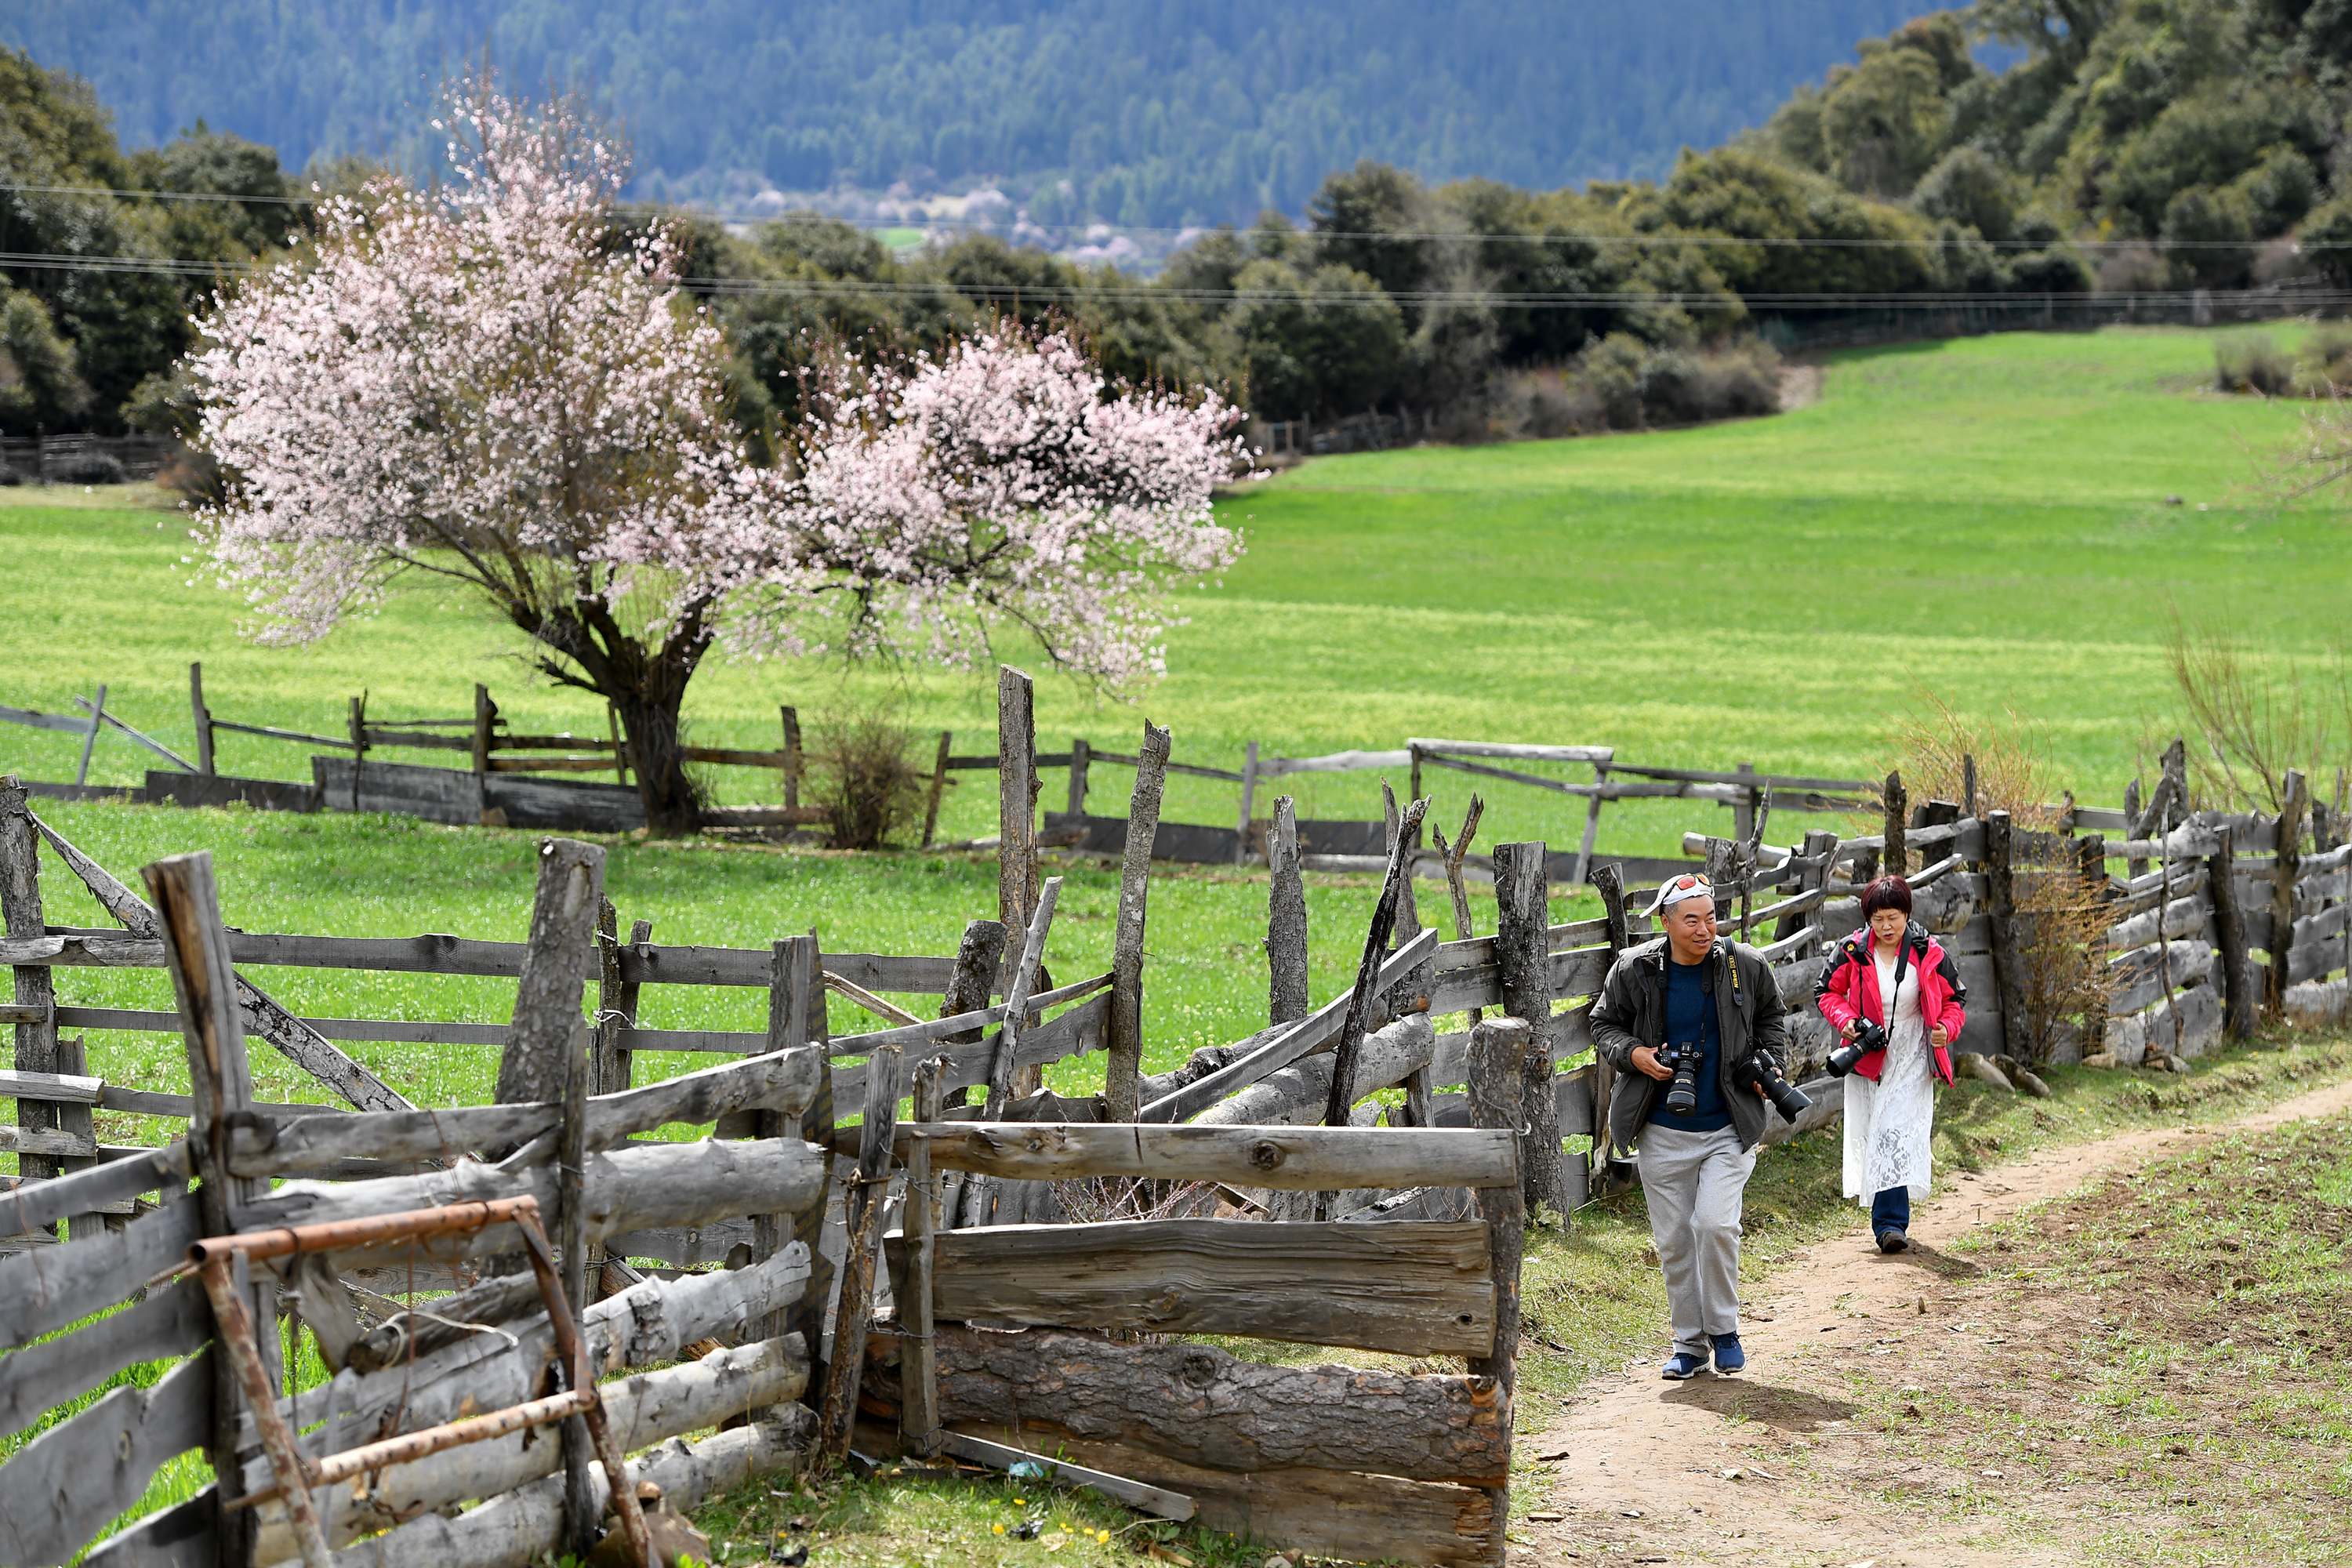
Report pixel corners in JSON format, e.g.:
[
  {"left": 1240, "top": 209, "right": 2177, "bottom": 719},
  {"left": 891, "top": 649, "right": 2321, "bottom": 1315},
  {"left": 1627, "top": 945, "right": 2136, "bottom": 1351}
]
[{"left": 1591, "top": 873, "right": 1791, "bottom": 1379}]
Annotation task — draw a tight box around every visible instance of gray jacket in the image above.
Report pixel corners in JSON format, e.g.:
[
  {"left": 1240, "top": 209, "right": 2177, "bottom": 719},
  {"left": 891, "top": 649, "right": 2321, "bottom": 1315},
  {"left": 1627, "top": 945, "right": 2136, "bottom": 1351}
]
[{"left": 1589, "top": 935, "right": 1791, "bottom": 1154}]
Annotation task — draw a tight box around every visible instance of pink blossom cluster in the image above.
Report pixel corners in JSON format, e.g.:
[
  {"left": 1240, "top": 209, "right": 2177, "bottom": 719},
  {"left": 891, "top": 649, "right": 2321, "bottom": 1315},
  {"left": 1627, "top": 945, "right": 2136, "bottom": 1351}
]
[
  {"left": 730, "top": 324, "right": 1251, "bottom": 688},
  {"left": 191, "top": 82, "right": 1248, "bottom": 692}
]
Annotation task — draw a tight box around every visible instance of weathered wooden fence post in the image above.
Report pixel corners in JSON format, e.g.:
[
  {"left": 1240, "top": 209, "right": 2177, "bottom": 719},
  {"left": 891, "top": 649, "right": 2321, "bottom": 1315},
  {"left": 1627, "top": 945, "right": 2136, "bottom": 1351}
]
[
  {"left": 782, "top": 704, "right": 804, "bottom": 813},
  {"left": 1494, "top": 840, "right": 1566, "bottom": 1218},
  {"left": 1466, "top": 1014, "right": 1530, "bottom": 1398},
  {"left": 1382, "top": 782, "right": 1432, "bottom": 1021},
  {"left": 1731, "top": 762, "right": 1759, "bottom": 844},
  {"left": 1067, "top": 735, "right": 1091, "bottom": 818},
  {"left": 985, "top": 879, "right": 1062, "bottom": 1120},
  {"left": 1105, "top": 723, "right": 1171, "bottom": 1122},
  {"left": 143, "top": 848, "right": 275, "bottom": 1568},
  {"left": 1266, "top": 793, "right": 1309, "bottom": 1028},
  {"left": 2270, "top": 769, "right": 2307, "bottom": 1018},
  {"left": 190, "top": 661, "right": 216, "bottom": 777},
  {"left": 2124, "top": 778, "right": 2147, "bottom": 879},
  {"left": 899, "top": 1052, "right": 947, "bottom": 1455},
  {"left": 493, "top": 837, "right": 605, "bottom": 1559},
  {"left": 782, "top": 934, "right": 834, "bottom": 1385},
  {"left": 1233, "top": 740, "right": 1260, "bottom": 866},
  {"left": 1590, "top": 861, "right": 1630, "bottom": 1177},
  {"left": 998, "top": 666, "right": 1039, "bottom": 938},
  {"left": 1882, "top": 769, "right": 1907, "bottom": 877},
  {"left": 820, "top": 1041, "right": 902, "bottom": 1460},
  {"left": 921, "top": 730, "right": 952, "bottom": 847},
  {"left": 1984, "top": 810, "right": 2032, "bottom": 1062},
  {"left": 2078, "top": 833, "right": 2108, "bottom": 1057},
  {"left": 471, "top": 683, "right": 494, "bottom": 780},
  {"left": 2209, "top": 823, "right": 2256, "bottom": 1040},
  {"left": 2, "top": 780, "right": 61, "bottom": 1192}
]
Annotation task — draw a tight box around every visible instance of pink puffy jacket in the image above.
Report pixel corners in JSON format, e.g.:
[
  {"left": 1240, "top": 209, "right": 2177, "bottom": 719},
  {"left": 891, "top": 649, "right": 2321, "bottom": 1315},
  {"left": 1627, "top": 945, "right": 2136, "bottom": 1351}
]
[{"left": 1813, "top": 921, "right": 1968, "bottom": 1085}]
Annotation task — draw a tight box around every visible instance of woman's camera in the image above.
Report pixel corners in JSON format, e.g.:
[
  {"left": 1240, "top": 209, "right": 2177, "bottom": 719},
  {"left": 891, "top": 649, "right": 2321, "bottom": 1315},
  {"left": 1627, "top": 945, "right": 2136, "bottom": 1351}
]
[{"left": 1826, "top": 1018, "right": 1887, "bottom": 1076}]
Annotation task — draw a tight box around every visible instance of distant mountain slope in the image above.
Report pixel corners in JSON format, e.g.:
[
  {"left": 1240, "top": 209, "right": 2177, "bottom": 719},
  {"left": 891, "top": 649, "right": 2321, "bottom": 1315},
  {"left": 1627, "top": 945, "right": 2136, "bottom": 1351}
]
[{"left": 1, "top": 0, "right": 1945, "bottom": 224}]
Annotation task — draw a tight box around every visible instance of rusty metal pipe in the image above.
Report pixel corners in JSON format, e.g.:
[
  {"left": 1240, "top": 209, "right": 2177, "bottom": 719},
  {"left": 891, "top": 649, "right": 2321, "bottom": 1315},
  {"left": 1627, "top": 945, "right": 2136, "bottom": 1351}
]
[
  {"left": 514, "top": 1204, "right": 655, "bottom": 1568},
  {"left": 199, "top": 1254, "right": 333, "bottom": 1568},
  {"left": 223, "top": 1385, "right": 599, "bottom": 1512},
  {"left": 187, "top": 1195, "right": 542, "bottom": 1268}
]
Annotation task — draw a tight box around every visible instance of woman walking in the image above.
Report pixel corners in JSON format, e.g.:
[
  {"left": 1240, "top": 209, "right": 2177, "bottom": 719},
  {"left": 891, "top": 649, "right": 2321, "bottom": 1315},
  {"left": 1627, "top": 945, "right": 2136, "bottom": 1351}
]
[{"left": 1813, "top": 877, "right": 1968, "bottom": 1252}]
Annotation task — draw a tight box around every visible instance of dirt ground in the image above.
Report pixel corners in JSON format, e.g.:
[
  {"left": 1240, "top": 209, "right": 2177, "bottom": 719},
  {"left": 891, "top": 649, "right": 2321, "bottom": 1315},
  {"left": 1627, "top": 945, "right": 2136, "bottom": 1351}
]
[{"left": 1512, "top": 1078, "right": 2352, "bottom": 1568}]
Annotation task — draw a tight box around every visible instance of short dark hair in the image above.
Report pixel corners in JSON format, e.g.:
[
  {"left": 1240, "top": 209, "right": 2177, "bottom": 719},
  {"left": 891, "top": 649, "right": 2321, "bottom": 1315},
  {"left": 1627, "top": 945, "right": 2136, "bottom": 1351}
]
[{"left": 1860, "top": 876, "right": 1913, "bottom": 916}]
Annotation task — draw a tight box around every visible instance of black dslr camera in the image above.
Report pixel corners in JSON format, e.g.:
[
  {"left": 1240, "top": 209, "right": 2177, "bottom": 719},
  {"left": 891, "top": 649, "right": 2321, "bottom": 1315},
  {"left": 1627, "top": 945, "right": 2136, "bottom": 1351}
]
[
  {"left": 1826, "top": 1018, "right": 1887, "bottom": 1077},
  {"left": 1652, "top": 1040, "right": 1707, "bottom": 1117},
  {"left": 1733, "top": 1045, "right": 1813, "bottom": 1122}
]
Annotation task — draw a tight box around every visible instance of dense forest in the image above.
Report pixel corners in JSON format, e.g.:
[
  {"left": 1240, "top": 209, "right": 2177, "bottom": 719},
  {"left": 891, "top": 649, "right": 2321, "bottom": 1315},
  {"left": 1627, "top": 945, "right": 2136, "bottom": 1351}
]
[
  {"left": 2, "top": 0, "right": 1945, "bottom": 223},
  {"left": 13, "top": 1, "right": 2352, "bottom": 445}
]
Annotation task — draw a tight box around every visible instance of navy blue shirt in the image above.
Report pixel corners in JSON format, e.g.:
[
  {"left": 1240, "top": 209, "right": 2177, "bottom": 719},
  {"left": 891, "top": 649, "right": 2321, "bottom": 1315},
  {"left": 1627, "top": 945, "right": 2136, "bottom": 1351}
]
[{"left": 1651, "top": 954, "right": 1730, "bottom": 1132}]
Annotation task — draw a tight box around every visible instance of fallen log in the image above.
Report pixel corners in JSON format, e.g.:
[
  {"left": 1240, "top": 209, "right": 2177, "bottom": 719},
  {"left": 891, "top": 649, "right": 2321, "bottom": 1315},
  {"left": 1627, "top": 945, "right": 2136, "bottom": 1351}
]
[
  {"left": 1193, "top": 1012, "right": 1436, "bottom": 1127},
  {"left": 921, "top": 1216, "right": 1493, "bottom": 1357},
  {"left": 924, "top": 1323, "right": 1508, "bottom": 1484}
]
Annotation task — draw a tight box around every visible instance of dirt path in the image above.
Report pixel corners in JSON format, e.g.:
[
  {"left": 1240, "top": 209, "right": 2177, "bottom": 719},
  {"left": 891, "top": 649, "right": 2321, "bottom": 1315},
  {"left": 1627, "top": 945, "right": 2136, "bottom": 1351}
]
[{"left": 1514, "top": 1079, "right": 2352, "bottom": 1567}]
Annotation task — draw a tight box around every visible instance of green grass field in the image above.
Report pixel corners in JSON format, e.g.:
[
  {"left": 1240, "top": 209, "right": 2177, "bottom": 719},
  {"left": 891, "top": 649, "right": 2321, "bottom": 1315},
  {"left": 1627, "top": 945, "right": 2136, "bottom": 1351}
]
[{"left": 6, "top": 324, "right": 2347, "bottom": 1562}]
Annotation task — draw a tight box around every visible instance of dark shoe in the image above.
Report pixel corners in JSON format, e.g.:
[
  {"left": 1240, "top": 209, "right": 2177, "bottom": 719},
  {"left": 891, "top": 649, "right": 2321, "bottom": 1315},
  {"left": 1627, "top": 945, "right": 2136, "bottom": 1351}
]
[
  {"left": 1661, "top": 1352, "right": 1706, "bottom": 1381},
  {"left": 1711, "top": 1333, "right": 1746, "bottom": 1374},
  {"left": 1877, "top": 1229, "right": 1910, "bottom": 1254}
]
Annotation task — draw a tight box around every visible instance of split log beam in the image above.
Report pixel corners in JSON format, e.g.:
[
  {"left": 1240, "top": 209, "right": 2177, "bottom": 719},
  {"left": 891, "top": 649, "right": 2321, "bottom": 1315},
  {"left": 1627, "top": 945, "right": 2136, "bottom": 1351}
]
[
  {"left": 882, "top": 1121, "right": 1515, "bottom": 1190},
  {"left": 924, "top": 1217, "right": 1494, "bottom": 1358},
  {"left": 926, "top": 1322, "right": 1508, "bottom": 1484}
]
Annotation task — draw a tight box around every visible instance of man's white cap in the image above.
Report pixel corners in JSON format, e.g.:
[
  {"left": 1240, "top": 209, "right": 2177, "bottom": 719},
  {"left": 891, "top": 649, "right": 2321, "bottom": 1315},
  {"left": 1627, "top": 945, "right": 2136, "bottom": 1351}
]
[{"left": 1643, "top": 872, "right": 1715, "bottom": 916}]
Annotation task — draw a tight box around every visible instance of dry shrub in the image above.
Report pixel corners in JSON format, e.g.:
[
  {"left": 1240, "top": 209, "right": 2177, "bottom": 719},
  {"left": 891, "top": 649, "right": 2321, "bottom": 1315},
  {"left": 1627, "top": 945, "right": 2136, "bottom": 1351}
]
[
  {"left": 1888, "top": 692, "right": 2063, "bottom": 826},
  {"left": 2166, "top": 616, "right": 2352, "bottom": 813},
  {"left": 808, "top": 704, "right": 925, "bottom": 849},
  {"left": 1892, "top": 694, "right": 2099, "bottom": 1064},
  {"left": 1053, "top": 1176, "right": 1216, "bottom": 1224}
]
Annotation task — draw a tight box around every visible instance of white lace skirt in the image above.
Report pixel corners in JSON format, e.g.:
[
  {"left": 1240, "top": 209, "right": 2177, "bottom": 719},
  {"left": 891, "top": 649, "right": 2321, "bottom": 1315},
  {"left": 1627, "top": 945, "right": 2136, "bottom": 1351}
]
[{"left": 1842, "top": 1020, "right": 1936, "bottom": 1203}]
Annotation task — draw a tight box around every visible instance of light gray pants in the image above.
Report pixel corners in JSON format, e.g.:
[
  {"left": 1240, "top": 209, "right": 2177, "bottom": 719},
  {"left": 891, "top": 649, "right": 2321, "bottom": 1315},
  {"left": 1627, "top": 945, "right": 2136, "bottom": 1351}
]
[{"left": 1636, "top": 1123, "right": 1755, "bottom": 1357}]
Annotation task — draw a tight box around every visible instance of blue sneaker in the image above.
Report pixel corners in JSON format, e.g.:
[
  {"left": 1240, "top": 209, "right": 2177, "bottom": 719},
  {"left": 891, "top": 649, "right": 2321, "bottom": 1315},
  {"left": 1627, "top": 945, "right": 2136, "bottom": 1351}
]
[
  {"left": 1661, "top": 1351, "right": 1707, "bottom": 1381},
  {"left": 1711, "top": 1333, "right": 1746, "bottom": 1374}
]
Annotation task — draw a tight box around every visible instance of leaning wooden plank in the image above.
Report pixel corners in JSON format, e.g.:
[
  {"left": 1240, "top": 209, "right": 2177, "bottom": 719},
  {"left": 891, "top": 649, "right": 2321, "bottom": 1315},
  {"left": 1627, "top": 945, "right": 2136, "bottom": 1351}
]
[
  {"left": 926, "top": 1322, "right": 1508, "bottom": 1484},
  {"left": 1, "top": 1187, "right": 201, "bottom": 1352},
  {"left": 27, "top": 812, "right": 414, "bottom": 1114},
  {"left": 1138, "top": 928, "right": 1438, "bottom": 1123},
  {"left": 238, "top": 1248, "right": 811, "bottom": 1485},
  {"left": 249, "top": 1337, "right": 809, "bottom": 1561},
  {"left": 0, "top": 1141, "right": 190, "bottom": 1240},
  {"left": 892, "top": 1123, "right": 1516, "bottom": 1191},
  {"left": 0, "top": 1348, "right": 212, "bottom": 1568},
  {"left": 224, "top": 1048, "right": 822, "bottom": 1177},
  {"left": 234, "top": 1137, "right": 826, "bottom": 1277},
  {"left": 0, "top": 1067, "right": 102, "bottom": 1104},
  {"left": 313, "top": 1412, "right": 813, "bottom": 1568},
  {"left": 947, "top": 1421, "right": 1497, "bottom": 1568},
  {"left": 935, "top": 1429, "right": 1194, "bottom": 1520},
  {"left": 928, "top": 1218, "right": 1493, "bottom": 1358},
  {"left": 0, "top": 1279, "right": 209, "bottom": 1442}
]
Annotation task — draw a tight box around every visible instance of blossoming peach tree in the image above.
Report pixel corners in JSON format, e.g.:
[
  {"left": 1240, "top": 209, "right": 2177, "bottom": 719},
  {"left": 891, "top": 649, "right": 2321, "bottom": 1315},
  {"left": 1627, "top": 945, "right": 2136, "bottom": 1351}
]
[{"left": 191, "top": 82, "right": 1247, "bottom": 833}]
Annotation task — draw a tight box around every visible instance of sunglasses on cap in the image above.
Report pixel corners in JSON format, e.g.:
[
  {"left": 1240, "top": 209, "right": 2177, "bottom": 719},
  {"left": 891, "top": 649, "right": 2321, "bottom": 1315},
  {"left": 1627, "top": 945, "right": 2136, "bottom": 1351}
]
[{"left": 1643, "top": 873, "right": 1717, "bottom": 916}]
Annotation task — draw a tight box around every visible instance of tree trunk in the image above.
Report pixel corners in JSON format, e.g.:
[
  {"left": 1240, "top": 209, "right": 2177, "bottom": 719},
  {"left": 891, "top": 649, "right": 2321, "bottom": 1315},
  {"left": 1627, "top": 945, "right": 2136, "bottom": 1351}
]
[{"left": 612, "top": 692, "right": 700, "bottom": 837}]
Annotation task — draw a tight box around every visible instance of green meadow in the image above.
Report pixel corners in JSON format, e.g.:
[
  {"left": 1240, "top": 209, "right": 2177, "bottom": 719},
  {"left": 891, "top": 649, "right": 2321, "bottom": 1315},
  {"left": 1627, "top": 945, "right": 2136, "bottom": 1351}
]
[
  {"left": 0, "top": 323, "right": 2336, "bottom": 1087},
  {"left": 6, "top": 325, "right": 2350, "bottom": 1562}
]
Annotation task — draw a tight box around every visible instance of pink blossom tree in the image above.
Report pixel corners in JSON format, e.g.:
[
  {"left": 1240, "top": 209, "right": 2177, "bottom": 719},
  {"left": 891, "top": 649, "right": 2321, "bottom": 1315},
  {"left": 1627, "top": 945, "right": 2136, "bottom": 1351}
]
[{"left": 193, "top": 82, "right": 1246, "bottom": 833}]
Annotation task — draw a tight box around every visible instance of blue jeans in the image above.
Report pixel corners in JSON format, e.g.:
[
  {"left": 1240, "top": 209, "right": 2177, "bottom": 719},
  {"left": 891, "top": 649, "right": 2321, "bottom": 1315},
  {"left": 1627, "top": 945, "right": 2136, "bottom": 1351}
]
[{"left": 1872, "top": 1185, "right": 1911, "bottom": 1235}]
